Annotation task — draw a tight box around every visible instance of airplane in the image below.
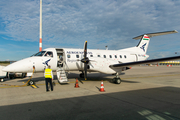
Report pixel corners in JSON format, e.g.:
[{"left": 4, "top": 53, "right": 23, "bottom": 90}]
[
  {"left": 2, "top": 30, "right": 180, "bottom": 85},
  {"left": 0, "top": 66, "right": 8, "bottom": 82}
]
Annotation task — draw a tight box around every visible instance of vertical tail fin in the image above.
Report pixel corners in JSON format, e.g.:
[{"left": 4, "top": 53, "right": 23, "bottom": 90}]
[
  {"left": 133, "top": 30, "right": 178, "bottom": 54},
  {"left": 136, "top": 35, "right": 150, "bottom": 53}
]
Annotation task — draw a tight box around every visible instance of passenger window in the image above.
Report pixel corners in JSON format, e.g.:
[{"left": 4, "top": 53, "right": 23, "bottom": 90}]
[
  {"left": 76, "top": 55, "right": 79, "bottom": 58},
  {"left": 104, "top": 55, "right": 106, "bottom": 58},
  {"left": 45, "top": 51, "right": 53, "bottom": 57},
  {"left": 109, "top": 55, "right": 112, "bottom": 58},
  {"left": 124, "top": 55, "right": 127, "bottom": 58},
  {"left": 67, "top": 54, "right": 70, "bottom": 58},
  {"left": 98, "top": 55, "right": 100, "bottom": 57},
  {"left": 120, "top": 55, "right": 122, "bottom": 58},
  {"left": 115, "top": 55, "right": 117, "bottom": 58}
]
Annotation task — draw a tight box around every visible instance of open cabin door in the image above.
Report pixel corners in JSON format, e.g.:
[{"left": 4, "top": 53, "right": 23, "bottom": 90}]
[
  {"left": 56, "top": 49, "right": 65, "bottom": 64},
  {"left": 55, "top": 49, "right": 69, "bottom": 84}
]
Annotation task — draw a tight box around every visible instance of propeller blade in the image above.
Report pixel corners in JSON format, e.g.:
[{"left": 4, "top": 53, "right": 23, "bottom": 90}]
[
  {"left": 84, "top": 63, "right": 87, "bottom": 80},
  {"left": 89, "top": 62, "right": 94, "bottom": 68},
  {"left": 80, "top": 41, "right": 88, "bottom": 80},
  {"left": 84, "top": 41, "right": 87, "bottom": 59}
]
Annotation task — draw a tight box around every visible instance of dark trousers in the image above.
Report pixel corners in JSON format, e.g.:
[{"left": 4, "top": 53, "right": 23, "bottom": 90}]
[{"left": 45, "top": 78, "right": 53, "bottom": 91}]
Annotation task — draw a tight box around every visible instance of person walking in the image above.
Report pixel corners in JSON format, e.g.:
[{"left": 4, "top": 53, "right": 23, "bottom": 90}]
[{"left": 44, "top": 65, "right": 53, "bottom": 92}]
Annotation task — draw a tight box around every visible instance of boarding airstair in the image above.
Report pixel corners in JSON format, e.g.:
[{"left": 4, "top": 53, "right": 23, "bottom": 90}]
[{"left": 56, "top": 62, "right": 69, "bottom": 84}]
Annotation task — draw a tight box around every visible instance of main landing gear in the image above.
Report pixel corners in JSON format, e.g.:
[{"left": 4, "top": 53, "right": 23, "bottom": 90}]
[
  {"left": 112, "top": 73, "right": 121, "bottom": 84},
  {"left": 80, "top": 72, "right": 121, "bottom": 84},
  {"left": 79, "top": 72, "right": 84, "bottom": 78}
]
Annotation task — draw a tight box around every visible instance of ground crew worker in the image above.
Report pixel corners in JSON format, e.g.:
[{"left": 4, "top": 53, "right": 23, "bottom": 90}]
[{"left": 44, "top": 65, "right": 53, "bottom": 92}]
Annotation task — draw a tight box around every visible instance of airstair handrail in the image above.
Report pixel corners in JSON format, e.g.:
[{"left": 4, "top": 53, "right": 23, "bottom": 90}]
[{"left": 63, "top": 61, "right": 69, "bottom": 72}]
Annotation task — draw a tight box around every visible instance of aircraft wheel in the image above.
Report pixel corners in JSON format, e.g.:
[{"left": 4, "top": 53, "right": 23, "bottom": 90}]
[
  {"left": 114, "top": 78, "right": 121, "bottom": 84},
  {"left": 28, "top": 80, "right": 35, "bottom": 85},
  {"left": 1, "top": 79, "right": 4, "bottom": 82},
  {"left": 9, "top": 76, "right": 13, "bottom": 79},
  {"left": 79, "top": 73, "right": 84, "bottom": 78},
  {"left": 111, "top": 78, "right": 116, "bottom": 83}
]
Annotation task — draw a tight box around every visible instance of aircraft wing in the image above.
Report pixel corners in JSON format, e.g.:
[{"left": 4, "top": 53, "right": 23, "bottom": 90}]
[{"left": 109, "top": 55, "right": 180, "bottom": 71}]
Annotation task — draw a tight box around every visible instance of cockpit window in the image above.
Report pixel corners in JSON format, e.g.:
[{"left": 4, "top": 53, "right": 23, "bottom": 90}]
[
  {"left": 32, "top": 51, "right": 46, "bottom": 56},
  {"left": 44, "top": 51, "right": 53, "bottom": 57}
]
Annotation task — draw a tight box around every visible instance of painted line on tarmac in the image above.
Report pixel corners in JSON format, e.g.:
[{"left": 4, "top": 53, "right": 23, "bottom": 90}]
[
  {"left": 0, "top": 82, "right": 39, "bottom": 89},
  {"left": 0, "top": 84, "right": 27, "bottom": 88},
  {"left": 0, "top": 79, "right": 88, "bottom": 88}
]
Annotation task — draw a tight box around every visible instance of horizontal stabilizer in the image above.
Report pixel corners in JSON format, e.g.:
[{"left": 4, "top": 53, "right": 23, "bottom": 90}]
[{"left": 133, "top": 30, "right": 178, "bottom": 40}]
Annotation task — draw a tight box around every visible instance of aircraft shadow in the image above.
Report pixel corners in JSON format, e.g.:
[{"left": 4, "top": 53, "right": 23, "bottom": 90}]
[{"left": 0, "top": 86, "right": 180, "bottom": 120}]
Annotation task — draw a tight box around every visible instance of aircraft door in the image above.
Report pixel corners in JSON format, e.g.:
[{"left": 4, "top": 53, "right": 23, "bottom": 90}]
[
  {"left": 56, "top": 49, "right": 65, "bottom": 67},
  {"left": 56, "top": 49, "right": 64, "bottom": 67},
  {"left": 135, "top": 54, "right": 138, "bottom": 61},
  {"left": 130, "top": 54, "right": 138, "bottom": 62}
]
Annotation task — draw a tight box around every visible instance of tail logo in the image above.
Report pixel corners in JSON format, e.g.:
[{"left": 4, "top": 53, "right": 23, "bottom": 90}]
[
  {"left": 140, "top": 43, "right": 147, "bottom": 52},
  {"left": 43, "top": 59, "right": 51, "bottom": 66}
]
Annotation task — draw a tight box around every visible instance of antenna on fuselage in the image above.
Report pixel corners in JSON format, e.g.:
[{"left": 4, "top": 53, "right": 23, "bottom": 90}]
[
  {"left": 39, "top": 0, "right": 42, "bottom": 51},
  {"left": 175, "top": 52, "right": 180, "bottom": 55},
  {"left": 105, "top": 46, "right": 108, "bottom": 50}
]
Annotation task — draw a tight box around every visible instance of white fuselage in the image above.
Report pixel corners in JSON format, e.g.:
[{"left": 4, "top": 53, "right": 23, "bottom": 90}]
[{"left": 3, "top": 47, "right": 148, "bottom": 74}]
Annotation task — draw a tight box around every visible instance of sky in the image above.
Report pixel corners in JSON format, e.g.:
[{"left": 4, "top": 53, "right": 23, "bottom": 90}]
[{"left": 0, "top": 0, "right": 180, "bottom": 61}]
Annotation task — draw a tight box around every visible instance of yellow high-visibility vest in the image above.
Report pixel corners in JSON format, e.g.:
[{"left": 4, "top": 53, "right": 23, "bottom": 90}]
[{"left": 45, "top": 68, "right": 52, "bottom": 78}]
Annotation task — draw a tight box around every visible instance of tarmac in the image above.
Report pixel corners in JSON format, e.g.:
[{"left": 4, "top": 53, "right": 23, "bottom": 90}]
[{"left": 0, "top": 66, "right": 180, "bottom": 120}]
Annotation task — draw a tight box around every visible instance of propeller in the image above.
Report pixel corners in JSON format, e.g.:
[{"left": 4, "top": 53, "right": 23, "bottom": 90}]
[{"left": 80, "top": 41, "right": 89, "bottom": 80}]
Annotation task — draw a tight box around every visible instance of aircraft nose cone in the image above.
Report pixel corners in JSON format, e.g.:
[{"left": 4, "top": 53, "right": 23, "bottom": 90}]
[
  {"left": 2, "top": 58, "right": 33, "bottom": 72},
  {"left": 2, "top": 65, "right": 14, "bottom": 72}
]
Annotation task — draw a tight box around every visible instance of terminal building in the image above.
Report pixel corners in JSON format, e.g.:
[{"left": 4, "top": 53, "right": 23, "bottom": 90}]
[{"left": 159, "top": 61, "right": 180, "bottom": 66}]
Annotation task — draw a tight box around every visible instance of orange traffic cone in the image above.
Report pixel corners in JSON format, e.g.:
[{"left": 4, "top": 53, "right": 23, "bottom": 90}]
[
  {"left": 99, "top": 80, "right": 105, "bottom": 92},
  {"left": 74, "top": 78, "right": 79, "bottom": 88}
]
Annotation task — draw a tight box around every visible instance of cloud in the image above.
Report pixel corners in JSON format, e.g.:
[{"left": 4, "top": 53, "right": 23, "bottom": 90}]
[
  {"left": 0, "top": 0, "right": 39, "bottom": 41},
  {"left": 0, "top": 0, "right": 180, "bottom": 59}
]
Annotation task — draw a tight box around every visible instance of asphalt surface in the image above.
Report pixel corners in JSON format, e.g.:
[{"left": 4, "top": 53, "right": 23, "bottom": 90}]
[{"left": 0, "top": 66, "right": 180, "bottom": 120}]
